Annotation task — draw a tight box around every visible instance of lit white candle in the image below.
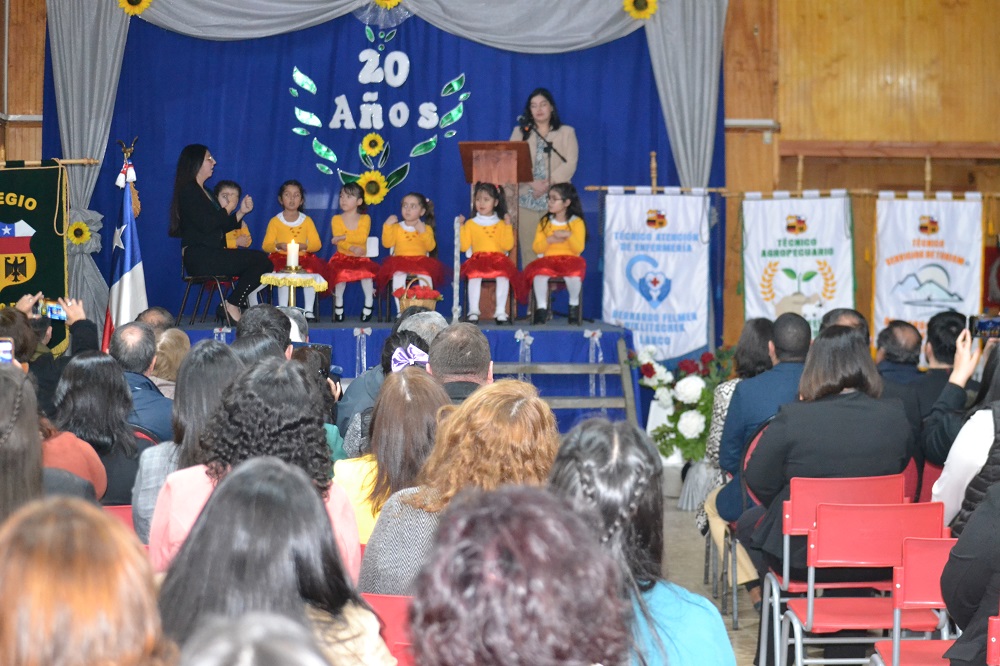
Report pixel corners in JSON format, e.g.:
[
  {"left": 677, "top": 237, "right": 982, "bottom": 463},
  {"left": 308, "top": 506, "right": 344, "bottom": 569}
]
[{"left": 287, "top": 238, "right": 300, "bottom": 268}]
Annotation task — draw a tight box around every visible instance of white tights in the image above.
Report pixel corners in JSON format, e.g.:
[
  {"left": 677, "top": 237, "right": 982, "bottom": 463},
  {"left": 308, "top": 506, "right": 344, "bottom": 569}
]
[
  {"left": 467, "top": 277, "right": 510, "bottom": 319},
  {"left": 334, "top": 279, "right": 374, "bottom": 312},
  {"left": 533, "top": 275, "right": 581, "bottom": 308}
]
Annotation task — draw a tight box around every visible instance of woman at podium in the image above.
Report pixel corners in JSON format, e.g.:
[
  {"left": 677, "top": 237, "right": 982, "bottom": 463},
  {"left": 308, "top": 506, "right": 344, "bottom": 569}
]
[{"left": 509, "top": 88, "right": 578, "bottom": 267}]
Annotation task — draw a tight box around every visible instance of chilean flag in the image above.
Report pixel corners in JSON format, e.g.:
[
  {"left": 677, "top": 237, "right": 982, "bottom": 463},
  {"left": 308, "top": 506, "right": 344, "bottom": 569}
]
[{"left": 102, "top": 160, "right": 148, "bottom": 351}]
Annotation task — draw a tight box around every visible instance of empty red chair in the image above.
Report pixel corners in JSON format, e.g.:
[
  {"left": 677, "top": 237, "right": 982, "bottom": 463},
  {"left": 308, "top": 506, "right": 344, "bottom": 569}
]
[
  {"left": 103, "top": 505, "right": 134, "bottom": 532},
  {"left": 362, "top": 592, "right": 414, "bottom": 666},
  {"left": 988, "top": 615, "right": 1000, "bottom": 666},
  {"left": 920, "top": 463, "right": 944, "bottom": 503}
]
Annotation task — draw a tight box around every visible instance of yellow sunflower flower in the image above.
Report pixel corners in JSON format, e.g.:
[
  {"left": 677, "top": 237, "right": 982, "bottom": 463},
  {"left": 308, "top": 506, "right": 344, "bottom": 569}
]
[
  {"left": 373, "top": 0, "right": 402, "bottom": 9},
  {"left": 624, "top": 0, "right": 657, "bottom": 20},
  {"left": 362, "top": 133, "right": 386, "bottom": 157},
  {"left": 357, "top": 170, "right": 389, "bottom": 205},
  {"left": 68, "top": 221, "right": 91, "bottom": 245},
  {"left": 118, "top": 0, "right": 154, "bottom": 16}
]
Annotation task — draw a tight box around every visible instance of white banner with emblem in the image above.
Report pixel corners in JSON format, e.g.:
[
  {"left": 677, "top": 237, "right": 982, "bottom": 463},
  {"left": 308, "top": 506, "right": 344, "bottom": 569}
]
[
  {"left": 742, "top": 192, "right": 855, "bottom": 334},
  {"left": 874, "top": 192, "right": 982, "bottom": 335},
  {"left": 603, "top": 192, "right": 709, "bottom": 360}
]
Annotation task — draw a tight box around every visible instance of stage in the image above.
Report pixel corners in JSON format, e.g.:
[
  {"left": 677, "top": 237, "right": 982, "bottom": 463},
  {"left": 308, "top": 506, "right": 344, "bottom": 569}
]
[{"left": 183, "top": 316, "right": 643, "bottom": 432}]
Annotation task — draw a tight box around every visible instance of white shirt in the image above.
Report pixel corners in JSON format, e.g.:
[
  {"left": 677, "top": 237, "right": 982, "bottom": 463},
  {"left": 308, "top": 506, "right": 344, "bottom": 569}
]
[{"left": 932, "top": 409, "right": 995, "bottom": 524}]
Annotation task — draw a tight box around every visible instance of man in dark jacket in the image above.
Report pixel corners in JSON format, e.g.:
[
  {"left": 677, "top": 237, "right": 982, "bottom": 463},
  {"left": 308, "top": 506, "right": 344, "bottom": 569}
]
[{"left": 108, "top": 321, "right": 173, "bottom": 441}]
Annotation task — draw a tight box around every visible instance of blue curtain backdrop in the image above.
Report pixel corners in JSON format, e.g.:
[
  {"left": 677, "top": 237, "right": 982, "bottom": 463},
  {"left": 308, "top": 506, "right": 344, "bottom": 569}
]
[{"left": 44, "top": 13, "right": 724, "bottom": 339}]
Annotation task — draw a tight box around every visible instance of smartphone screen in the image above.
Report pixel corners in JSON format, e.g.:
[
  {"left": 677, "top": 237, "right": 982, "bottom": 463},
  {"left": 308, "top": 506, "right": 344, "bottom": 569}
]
[
  {"left": 968, "top": 315, "right": 1000, "bottom": 338},
  {"left": 45, "top": 301, "right": 67, "bottom": 321},
  {"left": 0, "top": 337, "right": 14, "bottom": 364}
]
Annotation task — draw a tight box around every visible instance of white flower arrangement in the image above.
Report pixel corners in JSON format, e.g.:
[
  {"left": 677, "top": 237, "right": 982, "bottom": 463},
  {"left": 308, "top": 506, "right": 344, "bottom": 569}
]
[
  {"left": 673, "top": 375, "right": 706, "bottom": 405},
  {"left": 677, "top": 410, "right": 707, "bottom": 439}
]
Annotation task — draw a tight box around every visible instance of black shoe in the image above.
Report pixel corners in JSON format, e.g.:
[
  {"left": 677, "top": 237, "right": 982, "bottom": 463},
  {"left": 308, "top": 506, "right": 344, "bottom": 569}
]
[
  {"left": 533, "top": 308, "right": 547, "bottom": 325},
  {"left": 568, "top": 305, "right": 581, "bottom": 325},
  {"left": 215, "top": 304, "right": 228, "bottom": 324},
  {"left": 334, "top": 308, "right": 345, "bottom": 323},
  {"left": 360, "top": 306, "right": 373, "bottom": 323}
]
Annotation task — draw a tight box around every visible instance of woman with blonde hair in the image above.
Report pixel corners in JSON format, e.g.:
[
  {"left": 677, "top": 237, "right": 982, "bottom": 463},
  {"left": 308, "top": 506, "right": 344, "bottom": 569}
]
[
  {"left": 0, "top": 497, "right": 176, "bottom": 665},
  {"left": 359, "top": 379, "right": 560, "bottom": 594},
  {"left": 150, "top": 328, "right": 191, "bottom": 399}
]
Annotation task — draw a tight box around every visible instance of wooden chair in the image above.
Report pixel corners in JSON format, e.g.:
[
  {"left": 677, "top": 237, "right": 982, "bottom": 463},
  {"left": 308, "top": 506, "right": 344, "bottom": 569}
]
[
  {"left": 780, "top": 502, "right": 948, "bottom": 666},
  {"left": 361, "top": 593, "right": 414, "bottom": 666}
]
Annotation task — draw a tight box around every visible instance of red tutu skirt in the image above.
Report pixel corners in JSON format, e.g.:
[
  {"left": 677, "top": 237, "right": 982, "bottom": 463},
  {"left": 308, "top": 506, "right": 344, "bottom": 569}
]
[
  {"left": 523, "top": 255, "right": 587, "bottom": 284},
  {"left": 461, "top": 252, "right": 528, "bottom": 303},
  {"left": 376, "top": 255, "right": 448, "bottom": 290},
  {"left": 268, "top": 252, "right": 327, "bottom": 276},
  {"left": 327, "top": 253, "right": 379, "bottom": 285}
]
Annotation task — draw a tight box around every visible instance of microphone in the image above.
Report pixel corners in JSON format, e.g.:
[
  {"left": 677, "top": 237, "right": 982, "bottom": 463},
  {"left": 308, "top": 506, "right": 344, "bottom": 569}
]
[{"left": 517, "top": 113, "right": 534, "bottom": 134}]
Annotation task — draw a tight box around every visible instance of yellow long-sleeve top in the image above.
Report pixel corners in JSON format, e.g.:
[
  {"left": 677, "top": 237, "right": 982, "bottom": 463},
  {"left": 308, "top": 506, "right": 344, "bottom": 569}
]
[
  {"left": 224, "top": 222, "right": 252, "bottom": 249},
  {"left": 381, "top": 221, "right": 435, "bottom": 256},
  {"left": 331, "top": 214, "right": 371, "bottom": 255},
  {"left": 262, "top": 213, "right": 322, "bottom": 253},
  {"left": 532, "top": 215, "right": 586, "bottom": 257},
  {"left": 460, "top": 215, "right": 515, "bottom": 254}
]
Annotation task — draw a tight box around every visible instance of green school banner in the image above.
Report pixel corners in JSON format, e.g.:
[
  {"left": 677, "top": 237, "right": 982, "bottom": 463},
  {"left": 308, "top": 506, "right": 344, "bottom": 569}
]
[{"left": 0, "top": 161, "right": 70, "bottom": 351}]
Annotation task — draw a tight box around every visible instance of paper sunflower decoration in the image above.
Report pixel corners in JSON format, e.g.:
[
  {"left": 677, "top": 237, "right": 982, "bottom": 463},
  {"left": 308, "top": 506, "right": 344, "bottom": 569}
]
[
  {"left": 118, "top": 0, "right": 154, "bottom": 16},
  {"left": 357, "top": 170, "right": 390, "bottom": 205},
  {"left": 68, "top": 221, "right": 91, "bottom": 245},
  {"left": 624, "top": 0, "right": 657, "bottom": 20},
  {"left": 373, "top": 0, "right": 402, "bottom": 9},
  {"left": 362, "top": 133, "right": 386, "bottom": 157}
]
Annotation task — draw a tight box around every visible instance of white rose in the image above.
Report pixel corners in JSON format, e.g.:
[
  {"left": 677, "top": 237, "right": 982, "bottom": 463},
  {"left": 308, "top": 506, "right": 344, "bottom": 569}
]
[
  {"left": 654, "top": 387, "right": 673, "bottom": 406},
  {"left": 674, "top": 375, "right": 706, "bottom": 405},
  {"left": 654, "top": 367, "right": 674, "bottom": 386},
  {"left": 637, "top": 346, "right": 659, "bottom": 364},
  {"left": 677, "top": 410, "right": 706, "bottom": 439}
]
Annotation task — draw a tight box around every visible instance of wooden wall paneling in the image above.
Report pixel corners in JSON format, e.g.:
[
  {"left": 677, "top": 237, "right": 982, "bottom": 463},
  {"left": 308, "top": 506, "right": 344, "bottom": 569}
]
[{"left": 0, "top": 0, "right": 46, "bottom": 161}]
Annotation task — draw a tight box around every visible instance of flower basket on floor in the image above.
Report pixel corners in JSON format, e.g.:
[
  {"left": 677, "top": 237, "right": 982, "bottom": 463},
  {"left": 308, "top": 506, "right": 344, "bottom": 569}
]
[{"left": 393, "top": 277, "right": 442, "bottom": 311}]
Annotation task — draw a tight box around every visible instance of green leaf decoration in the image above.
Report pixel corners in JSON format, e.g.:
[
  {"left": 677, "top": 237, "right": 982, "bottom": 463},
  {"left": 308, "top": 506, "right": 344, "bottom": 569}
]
[
  {"left": 781, "top": 268, "right": 798, "bottom": 280},
  {"left": 378, "top": 31, "right": 385, "bottom": 38},
  {"left": 801, "top": 271, "right": 818, "bottom": 282},
  {"left": 459, "top": 92, "right": 471, "bottom": 101},
  {"left": 294, "top": 108, "right": 322, "bottom": 127},
  {"left": 365, "top": 25, "right": 375, "bottom": 43},
  {"left": 440, "top": 74, "right": 466, "bottom": 96},
  {"left": 385, "top": 29, "right": 396, "bottom": 42},
  {"left": 378, "top": 142, "right": 391, "bottom": 168},
  {"left": 338, "top": 169, "right": 361, "bottom": 185},
  {"left": 377, "top": 44, "right": 385, "bottom": 52},
  {"left": 385, "top": 162, "right": 410, "bottom": 190},
  {"left": 312, "top": 138, "right": 337, "bottom": 164},
  {"left": 289, "top": 88, "right": 299, "bottom": 97},
  {"left": 292, "top": 67, "right": 317, "bottom": 94},
  {"left": 292, "top": 128, "right": 310, "bottom": 136},
  {"left": 444, "top": 130, "right": 457, "bottom": 138},
  {"left": 439, "top": 103, "right": 464, "bottom": 128},
  {"left": 358, "top": 143, "right": 374, "bottom": 170},
  {"left": 316, "top": 164, "right": 334, "bottom": 175},
  {"left": 409, "top": 136, "right": 438, "bottom": 157}
]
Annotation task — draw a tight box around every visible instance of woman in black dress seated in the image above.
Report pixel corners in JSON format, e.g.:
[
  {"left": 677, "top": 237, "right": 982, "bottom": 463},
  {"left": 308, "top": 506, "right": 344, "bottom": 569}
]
[{"left": 168, "top": 144, "right": 272, "bottom": 323}]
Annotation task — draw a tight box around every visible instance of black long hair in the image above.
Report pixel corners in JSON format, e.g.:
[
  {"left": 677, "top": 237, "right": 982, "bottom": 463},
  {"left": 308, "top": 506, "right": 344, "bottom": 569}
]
[
  {"left": 471, "top": 182, "right": 508, "bottom": 219},
  {"left": 169, "top": 144, "right": 209, "bottom": 237},
  {"left": 519, "top": 87, "right": 563, "bottom": 139},
  {"left": 539, "top": 182, "right": 586, "bottom": 240},
  {"left": 54, "top": 351, "right": 137, "bottom": 458}
]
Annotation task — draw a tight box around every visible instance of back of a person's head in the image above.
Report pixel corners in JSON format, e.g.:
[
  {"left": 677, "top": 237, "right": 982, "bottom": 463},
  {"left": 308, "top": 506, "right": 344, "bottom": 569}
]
[
  {"left": 0, "top": 365, "right": 43, "bottom": 523},
  {"left": 200, "top": 358, "right": 330, "bottom": 492},
  {"left": 411, "top": 486, "right": 629, "bottom": 666},
  {"left": 427, "top": 322, "right": 491, "bottom": 381},
  {"left": 549, "top": 418, "right": 664, "bottom": 589},
  {"left": 109, "top": 321, "right": 157, "bottom": 374},
  {"left": 369, "top": 367, "right": 451, "bottom": 512},
  {"left": 413, "top": 379, "right": 559, "bottom": 513},
  {"left": 229, "top": 333, "right": 285, "bottom": 366},
  {"left": 390, "top": 305, "right": 430, "bottom": 334},
  {"left": 398, "top": 310, "right": 449, "bottom": 344},
  {"left": 0, "top": 497, "right": 175, "bottom": 665},
  {"left": 290, "top": 346, "right": 336, "bottom": 424},
  {"left": 0, "top": 307, "right": 38, "bottom": 363},
  {"left": 173, "top": 340, "right": 245, "bottom": 468},
  {"left": 799, "top": 324, "right": 882, "bottom": 401},
  {"left": 237, "top": 305, "right": 292, "bottom": 351},
  {"left": 926, "top": 310, "right": 965, "bottom": 364},
  {"left": 159, "top": 458, "right": 358, "bottom": 646},
  {"left": 179, "top": 613, "right": 329, "bottom": 666},
  {"left": 820, "top": 307, "right": 870, "bottom": 342},
  {"left": 380, "top": 329, "right": 430, "bottom": 375},
  {"left": 151, "top": 328, "right": 192, "bottom": 383},
  {"left": 772, "top": 312, "right": 811, "bottom": 362},
  {"left": 276, "top": 306, "right": 308, "bottom": 343},
  {"left": 135, "top": 306, "right": 176, "bottom": 336},
  {"left": 54, "top": 351, "right": 136, "bottom": 458},
  {"left": 734, "top": 318, "right": 774, "bottom": 379},
  {"left": 876, "top": 320, "right": 922, "bottom": 366}
]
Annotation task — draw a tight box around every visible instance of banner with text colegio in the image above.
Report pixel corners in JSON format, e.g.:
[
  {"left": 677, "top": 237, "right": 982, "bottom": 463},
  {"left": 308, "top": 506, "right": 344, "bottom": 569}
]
[
  {"left": 603, "top": 193, "right": 709, "bottom": 360},
  {"left": 874, "top": 193, "right": 982, "bottom": 335},
  {"left": 742, "top": 193, "right": 854, "bottom": 333}
]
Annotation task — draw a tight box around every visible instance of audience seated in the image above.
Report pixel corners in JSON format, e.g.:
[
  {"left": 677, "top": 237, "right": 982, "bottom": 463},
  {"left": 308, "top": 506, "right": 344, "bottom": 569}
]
[
  {"left": 54, "top": 351, "right": 153, "bottom": 505},
  {"left": 159, "top": 458, "right": 393, "bottom": 665},
  {"left": 0, "top": 497, "right": 176, "bottom": 664},
  {"left": 135, "top": 305, "right": 176, "bottom": 336},
  {"left": 131, "top": 340, "right": 244, "bottom": 543},
  {"left": 426, "top": 321, "right": 494, "bottom": 402},
  {"left": 149, "top": 327, "right": 191, "bottom": 399},
  {"left": 411, "top": 485, "right": 631, "bottom": 666},
  {"left": 874, "top": 319, "right": 925, "bottom": 444},
  {"left": 179, "top": 613, "right": 330, "bottom": 666},
  {"left": 335, "top": 366, "right": 449, "bottom": 543},
  {"left": 360, "top": 379, "right": 559, "bottom": 594},
  {"left": 236, "top": 304, "right": 293, "bottom": 358},
  {"left": 40, "top": 414, "right": 107, "bottom": 501},
  {"left": 291, "top": 345, "right": 345, "bottom": 461},
  {"left": 819, "top": 306, "right": 870, "bottom": 341},
  {"left": 148, "top": 358, "right": 360, "bottom": 578},
  {"left": 550, "top": 418, "right": 736, "bottom": 666},
  {"left": 229, "top": 332, "right": 285, "bottom": 365},
  {"left": 914, "top": 310, "right": 973, "bottom": 419},
  {"left": 109, "top": 321, "right": 174, "bottom": 441},
  {"left": 277, "top": 305, "right": 309, "bottom": 342}
]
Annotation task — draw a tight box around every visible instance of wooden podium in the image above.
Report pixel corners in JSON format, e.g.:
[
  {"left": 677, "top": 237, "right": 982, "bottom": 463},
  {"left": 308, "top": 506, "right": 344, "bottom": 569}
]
[{"left": 457, "top": 141, "right": 532, "bottom": 321}]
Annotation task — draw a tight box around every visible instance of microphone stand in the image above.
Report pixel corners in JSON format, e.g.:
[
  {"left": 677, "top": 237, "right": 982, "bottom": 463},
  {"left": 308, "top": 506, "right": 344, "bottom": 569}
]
[{"left": 523, "top": 123, "right": 567, "bottom": 182}]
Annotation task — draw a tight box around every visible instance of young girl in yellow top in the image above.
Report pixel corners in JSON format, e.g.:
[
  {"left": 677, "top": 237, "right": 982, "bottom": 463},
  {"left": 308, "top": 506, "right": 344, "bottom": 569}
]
[
  {"left": 523, "top": 182, "right": 587, "bottom": 325},
  {"left": 262, "top": 179, "right": 324, "bottom": 316},
  {"left": 458, "top": 182, "right": 523, "bottom": 324},
  {"left": 326, "top": 182, "right": 379, "bottom": 323},
  {"left": 377, "top": 192, "right": 447, "bottom": 315}
]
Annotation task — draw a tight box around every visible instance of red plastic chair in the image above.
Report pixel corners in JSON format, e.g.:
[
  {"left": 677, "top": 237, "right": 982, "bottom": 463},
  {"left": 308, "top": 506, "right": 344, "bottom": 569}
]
[
  {"left": 988, "top": 615, "right": 1000, "bottom": 666},
  {"left": 103, "top": 505, "right": 134, "bottom": 532},
  {"left": 759, "top": 474, "right": 906, "bottom": 665},
  {"left": 872, "top": 537, "right": 957, "bottom": 665},
  {"left": 780, "top": 502, "right": 949, "bottom": 666},
  {"left": 920, "top": 463, "right": 944, "bottom": 503},
  {"left": 361, "top": 592, "right": 414, "bottom": 666}
]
